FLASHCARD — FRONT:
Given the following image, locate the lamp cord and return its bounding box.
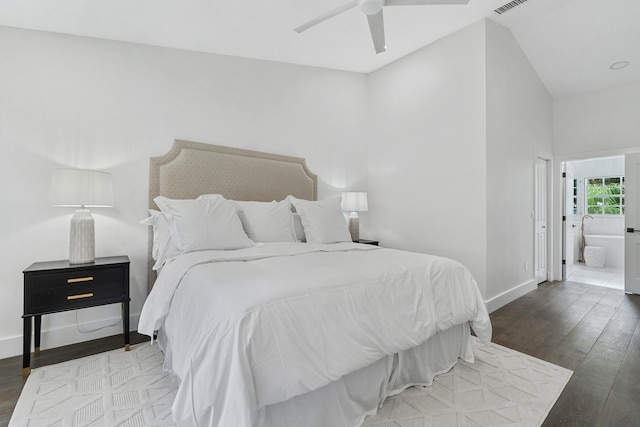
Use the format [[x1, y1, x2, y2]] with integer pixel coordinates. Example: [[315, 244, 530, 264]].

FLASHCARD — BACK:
[[75, 310, 121, 333]]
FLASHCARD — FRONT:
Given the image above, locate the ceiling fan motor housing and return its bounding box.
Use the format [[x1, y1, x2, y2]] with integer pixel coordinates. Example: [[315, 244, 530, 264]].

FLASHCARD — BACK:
[[359, 0, 384, 15]]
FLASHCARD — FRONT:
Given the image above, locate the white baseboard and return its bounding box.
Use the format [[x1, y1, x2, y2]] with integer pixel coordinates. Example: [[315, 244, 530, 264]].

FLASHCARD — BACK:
[[0, 313, 140, 360], [485, 279, 537, 313]]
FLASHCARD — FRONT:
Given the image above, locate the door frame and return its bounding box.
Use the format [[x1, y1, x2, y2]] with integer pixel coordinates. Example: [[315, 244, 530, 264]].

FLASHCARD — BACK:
[[554, 148, 632, 283], [535, 157, 550, 283], [561, 161, 567, 280], [625, 152, 640, 294]]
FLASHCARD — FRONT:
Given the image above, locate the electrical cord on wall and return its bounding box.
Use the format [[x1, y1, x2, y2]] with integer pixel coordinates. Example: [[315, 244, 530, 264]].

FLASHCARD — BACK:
[[75, 310, 120, 333]]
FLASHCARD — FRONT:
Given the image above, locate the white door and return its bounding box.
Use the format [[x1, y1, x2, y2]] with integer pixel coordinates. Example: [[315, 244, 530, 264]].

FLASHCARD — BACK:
[[624, 153, 640, 294], [535, 158, 548, 284]]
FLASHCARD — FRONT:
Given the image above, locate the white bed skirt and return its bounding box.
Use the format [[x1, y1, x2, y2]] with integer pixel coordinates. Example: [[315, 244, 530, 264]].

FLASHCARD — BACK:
[[255, 322, 473, 427]]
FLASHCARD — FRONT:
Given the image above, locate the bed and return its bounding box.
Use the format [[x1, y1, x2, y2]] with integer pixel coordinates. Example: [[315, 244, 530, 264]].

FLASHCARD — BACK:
[[138, 140, 491, 427]]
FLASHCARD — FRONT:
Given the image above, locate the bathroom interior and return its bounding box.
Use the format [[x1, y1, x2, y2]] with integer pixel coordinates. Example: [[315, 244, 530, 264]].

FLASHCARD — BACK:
[[564, 156, 625, 289]]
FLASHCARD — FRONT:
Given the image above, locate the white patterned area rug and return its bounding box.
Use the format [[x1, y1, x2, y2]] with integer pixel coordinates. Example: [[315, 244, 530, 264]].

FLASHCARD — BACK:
[[362, 339, 573, 427], [10, 339, 571, 427], [10, 343, 178, 427]]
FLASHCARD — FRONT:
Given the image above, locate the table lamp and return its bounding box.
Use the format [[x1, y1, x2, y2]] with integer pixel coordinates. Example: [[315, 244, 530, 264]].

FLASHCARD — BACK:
[[50, 169, 114, 264], [341, 191, 368, 242]]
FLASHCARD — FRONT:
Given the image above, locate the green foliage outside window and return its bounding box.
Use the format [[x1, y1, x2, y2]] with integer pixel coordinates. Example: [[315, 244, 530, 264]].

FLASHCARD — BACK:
[[586, 177, 624, 215]]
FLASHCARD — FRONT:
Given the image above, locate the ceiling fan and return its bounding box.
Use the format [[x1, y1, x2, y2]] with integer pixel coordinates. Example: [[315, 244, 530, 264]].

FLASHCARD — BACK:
[[294, 0, 470, 54]]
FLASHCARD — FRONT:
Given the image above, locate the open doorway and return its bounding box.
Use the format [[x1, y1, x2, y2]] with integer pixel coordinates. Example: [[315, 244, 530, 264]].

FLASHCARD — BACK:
[[563, 156, 624, 289]]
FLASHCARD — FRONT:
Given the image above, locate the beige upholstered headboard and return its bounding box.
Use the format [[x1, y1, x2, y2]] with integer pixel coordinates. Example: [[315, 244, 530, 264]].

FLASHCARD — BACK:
[[147, 139, 317, 289]]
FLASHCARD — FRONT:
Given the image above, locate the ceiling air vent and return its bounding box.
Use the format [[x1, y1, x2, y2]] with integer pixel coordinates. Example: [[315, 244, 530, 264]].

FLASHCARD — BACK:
[[494, 0, 529, 15]]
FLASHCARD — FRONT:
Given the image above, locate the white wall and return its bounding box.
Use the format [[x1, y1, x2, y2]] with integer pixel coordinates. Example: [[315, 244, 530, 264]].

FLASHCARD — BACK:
[[0, 26, 370, 358], [485, 20, 554, 310], [366, 20, 554, 309], [554, 80, 640, 157], [367, 22, 488, 297]]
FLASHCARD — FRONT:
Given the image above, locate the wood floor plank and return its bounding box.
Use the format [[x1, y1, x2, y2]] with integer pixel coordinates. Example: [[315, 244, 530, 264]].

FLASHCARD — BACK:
[[609, 318, 640, 395], [595, 313, 636, 351], [521, 330, 566, 361], [596, 390, 640, 427], [542, 371, 613, 427]]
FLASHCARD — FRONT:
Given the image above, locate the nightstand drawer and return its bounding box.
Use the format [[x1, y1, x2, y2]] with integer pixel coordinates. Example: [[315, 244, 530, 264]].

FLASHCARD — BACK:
[[29, 280, 125, 313], [29, 267, 123, 291], [25, 265, 126, 314]]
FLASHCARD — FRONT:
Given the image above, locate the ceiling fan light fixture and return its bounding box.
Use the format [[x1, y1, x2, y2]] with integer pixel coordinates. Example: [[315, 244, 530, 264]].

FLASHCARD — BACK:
[[359, 0, 384, 15]]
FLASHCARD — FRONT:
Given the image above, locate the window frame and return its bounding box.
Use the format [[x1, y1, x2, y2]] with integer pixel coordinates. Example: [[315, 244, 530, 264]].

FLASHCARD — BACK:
[[584, 175, 625, 216]]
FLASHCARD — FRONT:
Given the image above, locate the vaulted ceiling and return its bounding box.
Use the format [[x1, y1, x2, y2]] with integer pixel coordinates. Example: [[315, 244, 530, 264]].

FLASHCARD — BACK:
[[0, 0, 637, 97]]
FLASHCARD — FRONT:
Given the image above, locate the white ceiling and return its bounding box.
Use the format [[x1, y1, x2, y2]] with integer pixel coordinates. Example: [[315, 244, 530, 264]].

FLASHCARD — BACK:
[[0, 0, 637, 97]]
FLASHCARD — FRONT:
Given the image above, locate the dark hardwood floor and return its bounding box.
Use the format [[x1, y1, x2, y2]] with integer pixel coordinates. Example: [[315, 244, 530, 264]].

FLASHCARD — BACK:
[[491, 280, 640, 427], [1, 281, 639, 426]]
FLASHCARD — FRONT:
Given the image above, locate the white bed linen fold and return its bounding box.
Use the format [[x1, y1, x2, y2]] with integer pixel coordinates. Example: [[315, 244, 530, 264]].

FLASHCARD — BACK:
[[138, 242, 491, 427]]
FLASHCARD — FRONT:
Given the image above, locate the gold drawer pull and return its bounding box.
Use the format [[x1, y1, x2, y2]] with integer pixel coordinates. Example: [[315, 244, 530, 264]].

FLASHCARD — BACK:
[[67, 276, 93, 284], [67, 293, 94, 300]]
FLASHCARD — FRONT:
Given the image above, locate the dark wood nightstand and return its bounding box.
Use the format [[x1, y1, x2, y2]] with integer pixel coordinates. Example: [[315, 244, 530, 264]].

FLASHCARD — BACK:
[[355, 239, 379, 246], [22, 256, 130, 377]]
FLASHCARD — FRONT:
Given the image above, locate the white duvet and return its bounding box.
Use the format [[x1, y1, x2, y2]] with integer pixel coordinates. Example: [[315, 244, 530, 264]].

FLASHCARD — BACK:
[[138, 242, 491, 427]]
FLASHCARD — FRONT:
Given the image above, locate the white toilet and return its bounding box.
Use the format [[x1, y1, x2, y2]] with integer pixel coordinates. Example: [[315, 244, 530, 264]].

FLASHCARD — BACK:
[[584, 246, 606, 268]]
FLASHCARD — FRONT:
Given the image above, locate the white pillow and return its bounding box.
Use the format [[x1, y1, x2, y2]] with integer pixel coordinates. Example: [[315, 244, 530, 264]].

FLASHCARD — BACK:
[[288, 196, 352, 244], [196, 194, 225, 201], [235, 200, 297, 242], [140, 209, 181, 270], [155, 196, 254, 252]]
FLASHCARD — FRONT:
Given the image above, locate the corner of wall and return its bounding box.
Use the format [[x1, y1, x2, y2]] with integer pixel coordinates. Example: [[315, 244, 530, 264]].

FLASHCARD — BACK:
[[483, 14, 554, 310]]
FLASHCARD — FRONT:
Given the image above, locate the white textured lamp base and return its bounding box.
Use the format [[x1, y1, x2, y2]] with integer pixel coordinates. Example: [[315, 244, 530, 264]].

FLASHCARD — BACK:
[[348, 212, 360, 242], [69, 210, 95, 264]]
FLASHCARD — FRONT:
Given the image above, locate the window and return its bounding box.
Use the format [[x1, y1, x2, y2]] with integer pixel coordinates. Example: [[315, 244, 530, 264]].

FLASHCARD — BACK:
[[586, 176, 624, 215]]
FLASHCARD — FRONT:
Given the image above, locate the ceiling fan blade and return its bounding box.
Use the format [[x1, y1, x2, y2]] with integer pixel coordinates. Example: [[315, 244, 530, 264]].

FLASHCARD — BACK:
[[366, 10, 386, 54], [385, 0, 469, 5], [294, 0, 359, 33]]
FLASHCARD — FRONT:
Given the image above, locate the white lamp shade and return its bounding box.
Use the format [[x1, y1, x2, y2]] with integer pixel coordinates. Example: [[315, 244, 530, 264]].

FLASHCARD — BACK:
[[341, 191, 368, 212], [50, 169, 114, 207]]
